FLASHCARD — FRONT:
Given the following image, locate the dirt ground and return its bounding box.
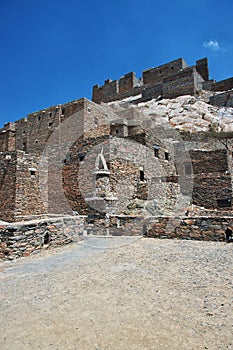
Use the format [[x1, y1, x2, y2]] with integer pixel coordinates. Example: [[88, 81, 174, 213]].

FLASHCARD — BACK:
[[0, 236, 232, 350]]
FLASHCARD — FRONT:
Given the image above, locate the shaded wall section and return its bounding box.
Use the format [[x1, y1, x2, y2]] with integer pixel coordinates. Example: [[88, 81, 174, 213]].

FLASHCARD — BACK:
[[0, 152, 17, 222]]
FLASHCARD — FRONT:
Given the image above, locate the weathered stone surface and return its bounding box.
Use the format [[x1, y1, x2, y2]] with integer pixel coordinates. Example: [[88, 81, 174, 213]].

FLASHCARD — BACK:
[[0, 216, 85, 260]]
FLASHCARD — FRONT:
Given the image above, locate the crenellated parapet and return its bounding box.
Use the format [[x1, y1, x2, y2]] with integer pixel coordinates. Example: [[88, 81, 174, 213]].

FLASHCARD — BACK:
[[92, 57, 233, 105], [92, 57, 212, 103]]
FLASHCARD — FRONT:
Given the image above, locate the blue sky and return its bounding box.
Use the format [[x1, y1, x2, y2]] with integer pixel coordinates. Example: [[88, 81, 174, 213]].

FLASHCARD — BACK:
[[0, 0, 232, 127]]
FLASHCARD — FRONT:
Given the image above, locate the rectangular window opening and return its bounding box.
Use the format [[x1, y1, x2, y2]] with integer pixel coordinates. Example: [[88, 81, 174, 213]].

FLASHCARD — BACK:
[[140, 170, 145, 181], [30, 169, 36, 177], [165, 152, 169, 161], [154, 145, 159, 158]]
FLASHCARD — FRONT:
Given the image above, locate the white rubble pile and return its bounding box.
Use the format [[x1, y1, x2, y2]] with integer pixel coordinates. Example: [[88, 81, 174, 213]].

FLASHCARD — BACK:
[[111, 95, 233, 133]]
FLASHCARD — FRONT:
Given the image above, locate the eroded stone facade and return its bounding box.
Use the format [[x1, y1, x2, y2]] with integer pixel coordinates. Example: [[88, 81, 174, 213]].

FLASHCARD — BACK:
[[0, 57, 233, 255]]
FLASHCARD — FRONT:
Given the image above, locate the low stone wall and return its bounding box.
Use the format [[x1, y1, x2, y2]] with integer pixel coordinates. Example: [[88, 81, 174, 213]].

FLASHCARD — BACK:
[[146, 216, 230, 241], [84, 215, 231, 241], [0, 216, 86, 260], [1, 215, 231, 260]]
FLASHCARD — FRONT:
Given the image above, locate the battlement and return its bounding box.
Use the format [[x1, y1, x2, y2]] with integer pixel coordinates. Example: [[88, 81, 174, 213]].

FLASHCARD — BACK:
[[92, 57, 211, 103]]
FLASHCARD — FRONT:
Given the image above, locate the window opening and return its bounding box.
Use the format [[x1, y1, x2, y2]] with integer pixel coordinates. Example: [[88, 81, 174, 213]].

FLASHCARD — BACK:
[[165, 152, 169, 161], [140, 170, 145, 181], [154, 145, 159, 158], [30, 170, 36, 177], [44, 232, 50, 244], [78, 153, 86, 162]]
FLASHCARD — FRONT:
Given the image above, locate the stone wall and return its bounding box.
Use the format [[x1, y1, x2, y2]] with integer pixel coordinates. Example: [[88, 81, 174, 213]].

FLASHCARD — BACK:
[[0, 216, 85, 260], [92, 57, 212, 104], [209, 91, 233, 107], [212, 77, 233, 92], [0, 123, 15, 152], [162, 67, 199, 99], [119, 72, 140, 94], [15, 151, 47, 220], [142, 58, 187, 86], [105, 215, 232, 241], [0, 152, 17, 222], [196, 58, 209, 81], [1, 214, 232, 261], [145, 216, 230, 241], [190, 149, 232, 209]]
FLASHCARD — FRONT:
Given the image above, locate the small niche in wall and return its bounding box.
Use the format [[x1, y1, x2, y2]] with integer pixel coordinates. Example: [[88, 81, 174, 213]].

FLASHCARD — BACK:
[[44, 232, 50, 244], [139, 167, 145, 181], [153, 145, 159, 158], [87, 107, 91, 113], [35, 139, 38, 144], [78, 153, 86, 162], [48, 122, 53, 127], [49, 112, 52, 117], [29, 168, 37, 177], [38, 115, 41, 121], [61, 108, 65, 116], [165, 152, 170, 161]]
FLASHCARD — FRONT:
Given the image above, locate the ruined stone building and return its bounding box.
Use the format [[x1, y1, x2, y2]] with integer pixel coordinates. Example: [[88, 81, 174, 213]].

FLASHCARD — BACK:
[[0, 57, 233, 223]]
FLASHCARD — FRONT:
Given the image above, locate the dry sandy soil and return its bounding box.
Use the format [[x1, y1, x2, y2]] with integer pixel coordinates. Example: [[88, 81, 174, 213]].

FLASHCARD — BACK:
[[0, 236, 232, 350]]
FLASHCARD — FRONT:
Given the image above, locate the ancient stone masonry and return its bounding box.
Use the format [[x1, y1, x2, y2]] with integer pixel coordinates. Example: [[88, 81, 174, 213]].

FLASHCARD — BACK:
[[0, 216, 85, 260], [0, 56, 233, 257], [92, 57, 233, 106]]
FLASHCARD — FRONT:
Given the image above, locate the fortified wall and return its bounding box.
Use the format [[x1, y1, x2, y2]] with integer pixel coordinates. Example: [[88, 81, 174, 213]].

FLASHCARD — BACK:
[[0, 57, 233, 258], [92, 57, 233, 105]]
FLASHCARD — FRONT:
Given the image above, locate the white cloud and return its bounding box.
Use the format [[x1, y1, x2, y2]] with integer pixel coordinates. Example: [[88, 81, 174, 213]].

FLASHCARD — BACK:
[[203, 40, 220, 52]]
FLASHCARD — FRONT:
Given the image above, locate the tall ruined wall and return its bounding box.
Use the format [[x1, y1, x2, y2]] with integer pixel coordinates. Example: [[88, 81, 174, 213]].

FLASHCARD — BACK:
[[162, 67, 199, 99], [0, 152, 17, 221], [62, 116, 178, 217], [14, 151, 46, 221], [15, 118, 28, 151], [211, 77, 233, 92], [0, 123, 15, 152], [26, 99, 86, 154], [190, 149, 232, 209], [119, 72, 140, 94], [142, 58, 187, 86], [92, 57, 210, 104], [196, 58, 209, 81]]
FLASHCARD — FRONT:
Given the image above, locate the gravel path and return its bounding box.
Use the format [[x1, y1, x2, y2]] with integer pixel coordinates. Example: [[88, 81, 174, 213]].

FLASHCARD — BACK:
[[0, 237, 232, 350]]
